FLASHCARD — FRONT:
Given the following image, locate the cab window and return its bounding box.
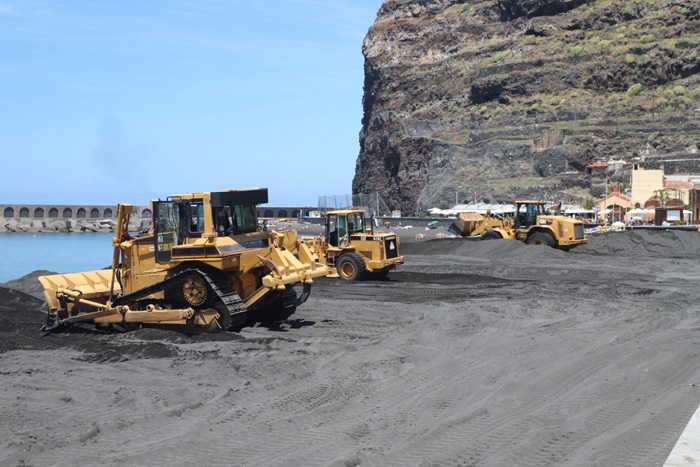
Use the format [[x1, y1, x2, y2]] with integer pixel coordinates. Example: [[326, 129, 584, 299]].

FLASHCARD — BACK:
[[155, 202, 182, 263], [327, 214, 348, 247], [347, 212, 365, 234], [327, 214, 338, 247], [189, 204, 204, 234], [232, 204, 258, 234]]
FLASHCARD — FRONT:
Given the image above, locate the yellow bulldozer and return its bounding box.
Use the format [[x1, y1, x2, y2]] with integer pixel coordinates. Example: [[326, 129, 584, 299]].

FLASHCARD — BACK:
[[38, 189, 328, 332], [449, 200, 587, 249], [300, 209, 403, 280]]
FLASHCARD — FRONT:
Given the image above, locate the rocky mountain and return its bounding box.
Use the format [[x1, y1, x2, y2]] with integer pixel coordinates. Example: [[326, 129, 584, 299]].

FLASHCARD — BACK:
[[353, 0, 700, 211]]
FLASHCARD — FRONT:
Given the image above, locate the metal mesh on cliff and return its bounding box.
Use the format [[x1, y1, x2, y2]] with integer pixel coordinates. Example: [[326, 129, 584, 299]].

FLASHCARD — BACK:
[[397, 104, 694, 147]]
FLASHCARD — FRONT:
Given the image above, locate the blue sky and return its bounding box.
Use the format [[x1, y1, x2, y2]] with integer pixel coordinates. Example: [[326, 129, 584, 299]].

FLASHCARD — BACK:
[[0, 0, 381, 207]]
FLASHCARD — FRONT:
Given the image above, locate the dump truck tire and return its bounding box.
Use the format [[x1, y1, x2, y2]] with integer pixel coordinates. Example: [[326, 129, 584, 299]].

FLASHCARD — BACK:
[[481, 230, 502, 241], [337, 253, 366, 281], [527, 232, 555, 247]]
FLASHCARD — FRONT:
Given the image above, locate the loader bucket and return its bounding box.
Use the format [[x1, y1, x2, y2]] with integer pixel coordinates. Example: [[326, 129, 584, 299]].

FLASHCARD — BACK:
[[448, 212, 484, 236]]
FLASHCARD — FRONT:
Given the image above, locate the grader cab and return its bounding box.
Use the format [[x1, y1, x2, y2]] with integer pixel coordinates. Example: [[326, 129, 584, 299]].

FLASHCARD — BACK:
[[301, 209, 403, 280], [38, 189, 328, 332]]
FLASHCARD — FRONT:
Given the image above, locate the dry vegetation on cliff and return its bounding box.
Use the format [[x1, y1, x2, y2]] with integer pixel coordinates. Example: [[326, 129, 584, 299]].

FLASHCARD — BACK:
[[354, 0, 700, 210]]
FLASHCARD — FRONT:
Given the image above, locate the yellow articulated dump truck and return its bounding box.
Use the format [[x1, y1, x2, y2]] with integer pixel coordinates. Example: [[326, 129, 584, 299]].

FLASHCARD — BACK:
[[38, 189, 328, 333], [449, 200, 587, 250], [299, 209, 403, 280]]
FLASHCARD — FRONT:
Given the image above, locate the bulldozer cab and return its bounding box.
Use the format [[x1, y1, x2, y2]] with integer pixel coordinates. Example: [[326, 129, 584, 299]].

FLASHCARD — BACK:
[[326, 210, 367, 249], [154, 201, 185, 263], [153, 189, 267, 263], [514, 201, 545, 230]]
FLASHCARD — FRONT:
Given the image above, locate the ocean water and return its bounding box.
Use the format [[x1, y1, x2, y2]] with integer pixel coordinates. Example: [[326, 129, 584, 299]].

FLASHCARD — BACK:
[[0, 232, 116, 282]]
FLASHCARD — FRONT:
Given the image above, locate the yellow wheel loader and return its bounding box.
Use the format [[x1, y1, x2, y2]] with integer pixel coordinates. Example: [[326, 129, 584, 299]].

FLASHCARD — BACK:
[[38, 189, 328, 333], [300, 209, 403, 280], [449, 200, 587, 250]]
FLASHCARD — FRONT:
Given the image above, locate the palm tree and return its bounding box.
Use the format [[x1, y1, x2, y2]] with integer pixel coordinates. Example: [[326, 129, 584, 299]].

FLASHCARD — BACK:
[[613, 182, 631, 195], [649, 190, 670, 207]]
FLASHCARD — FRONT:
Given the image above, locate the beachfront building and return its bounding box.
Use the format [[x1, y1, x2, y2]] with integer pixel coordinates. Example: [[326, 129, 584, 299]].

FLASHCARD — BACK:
[[631, 164, 665, 208], [596, 192, 631, 223], [662, 179, 695, 205], [690, 188, 700, 223]]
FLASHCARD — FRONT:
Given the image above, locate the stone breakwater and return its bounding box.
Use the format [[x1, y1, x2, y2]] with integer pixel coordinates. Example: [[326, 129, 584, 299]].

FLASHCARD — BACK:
[[1, 204, 152, 233], [0, 204, 319, 233]]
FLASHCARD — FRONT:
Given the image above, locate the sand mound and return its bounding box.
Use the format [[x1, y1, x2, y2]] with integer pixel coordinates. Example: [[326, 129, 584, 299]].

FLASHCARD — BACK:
[[0, 286, 45, 313], [401, 237, 568, 262], [574, 229, 700, 258], [403, 229, 700, 261], [2, 231, 700, 466], [0, 270, 55, 300]]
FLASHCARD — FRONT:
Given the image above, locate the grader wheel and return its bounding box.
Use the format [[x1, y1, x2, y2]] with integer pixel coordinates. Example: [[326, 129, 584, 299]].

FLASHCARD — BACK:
[[183, 274, 208, 306]]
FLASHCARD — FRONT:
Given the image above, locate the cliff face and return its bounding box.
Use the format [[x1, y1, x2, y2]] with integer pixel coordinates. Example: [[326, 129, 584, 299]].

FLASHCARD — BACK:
[[353, 0, 700, 210]]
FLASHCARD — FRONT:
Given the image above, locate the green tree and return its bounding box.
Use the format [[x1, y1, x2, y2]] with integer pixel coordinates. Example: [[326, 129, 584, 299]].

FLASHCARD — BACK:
[[613, 182, 631, 195], [649, 190, 670, 207], [627, 83, 643, 96]]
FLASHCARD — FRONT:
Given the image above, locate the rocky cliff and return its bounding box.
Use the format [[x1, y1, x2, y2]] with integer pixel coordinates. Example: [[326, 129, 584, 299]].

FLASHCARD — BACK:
[[353, 0, 700, 210]]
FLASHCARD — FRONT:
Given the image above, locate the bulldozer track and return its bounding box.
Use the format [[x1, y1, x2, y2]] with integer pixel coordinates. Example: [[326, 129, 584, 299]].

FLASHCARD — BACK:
[[113, 267, 247, 329]]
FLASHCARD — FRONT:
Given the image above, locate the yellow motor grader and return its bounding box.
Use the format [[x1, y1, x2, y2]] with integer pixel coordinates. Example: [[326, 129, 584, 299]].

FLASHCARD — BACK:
[[449, 200, 587, 250], [38, 189, 328, 332], [300, 209, 403, 280]]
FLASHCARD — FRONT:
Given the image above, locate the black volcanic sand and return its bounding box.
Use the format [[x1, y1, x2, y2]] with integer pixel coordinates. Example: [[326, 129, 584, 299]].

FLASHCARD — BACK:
[[2, 230, 700, 466]]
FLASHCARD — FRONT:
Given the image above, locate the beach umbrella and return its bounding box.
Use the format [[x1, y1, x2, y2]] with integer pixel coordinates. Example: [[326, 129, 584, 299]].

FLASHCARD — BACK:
[[628, 208, 654, 216]]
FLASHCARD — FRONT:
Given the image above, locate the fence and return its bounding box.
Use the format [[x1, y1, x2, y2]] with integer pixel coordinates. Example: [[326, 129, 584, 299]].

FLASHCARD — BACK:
[[318, 192, 393, 217]]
